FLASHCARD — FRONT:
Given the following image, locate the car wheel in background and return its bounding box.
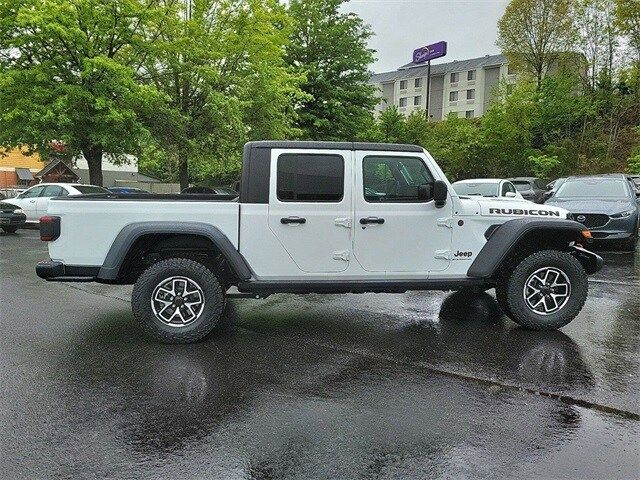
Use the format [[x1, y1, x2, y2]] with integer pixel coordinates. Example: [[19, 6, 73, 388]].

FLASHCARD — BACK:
[[1, 226, 18, 234], [132, 257, 226, 344]]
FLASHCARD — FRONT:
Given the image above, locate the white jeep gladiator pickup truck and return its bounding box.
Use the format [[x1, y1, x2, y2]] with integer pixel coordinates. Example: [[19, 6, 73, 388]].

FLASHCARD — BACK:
[[36, 141, 603, 343]]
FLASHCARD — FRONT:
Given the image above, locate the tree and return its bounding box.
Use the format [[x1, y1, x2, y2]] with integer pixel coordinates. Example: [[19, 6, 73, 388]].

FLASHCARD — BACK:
[[0, 0, 171, 185], [141, 0, 302, 189], [614, 0, 640, 63], [286, 0, 377, 141], [377, 107, 405, 143], [574, 0, 620, 90], [497, 0, 576, 88]]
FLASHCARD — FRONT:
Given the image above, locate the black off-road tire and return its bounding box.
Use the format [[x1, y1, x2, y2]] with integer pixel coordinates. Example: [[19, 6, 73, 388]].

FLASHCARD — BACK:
[[494, 285, 513, 319], [501, 250, 588, 330], [132, 258, 225, 343], [2, 226, 18, 233]]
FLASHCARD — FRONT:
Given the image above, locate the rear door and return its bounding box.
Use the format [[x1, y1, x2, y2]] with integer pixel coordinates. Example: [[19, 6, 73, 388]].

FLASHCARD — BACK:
[[267, 149, 352, 273], [353, 151, 452, 273]]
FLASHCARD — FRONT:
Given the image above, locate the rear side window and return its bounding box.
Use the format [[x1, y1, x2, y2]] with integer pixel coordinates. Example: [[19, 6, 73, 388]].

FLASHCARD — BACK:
[[42, 185, 68, 197], [277, 154, 344, 202], [20, 186, 46, 198], [363, 156, 434, 202]]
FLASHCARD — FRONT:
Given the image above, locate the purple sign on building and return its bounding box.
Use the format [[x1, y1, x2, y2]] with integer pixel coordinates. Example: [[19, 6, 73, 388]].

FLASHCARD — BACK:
[[412, 41, 447, 64]]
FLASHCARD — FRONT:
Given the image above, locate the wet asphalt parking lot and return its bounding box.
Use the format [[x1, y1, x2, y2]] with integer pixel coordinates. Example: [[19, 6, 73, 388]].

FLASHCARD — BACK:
[[1, 230, 639, 479]]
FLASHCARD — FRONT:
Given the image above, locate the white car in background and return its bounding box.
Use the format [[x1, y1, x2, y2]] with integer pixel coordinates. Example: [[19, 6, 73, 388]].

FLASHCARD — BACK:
[[452, 179, 526, 201], [7, 183, 109, 223]]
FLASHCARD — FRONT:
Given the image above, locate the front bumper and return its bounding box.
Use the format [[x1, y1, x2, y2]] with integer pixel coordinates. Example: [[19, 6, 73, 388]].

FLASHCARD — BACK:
[[36, 261, 99, 282], [0, 212, 26, 226], [585, 215, 638, 241]]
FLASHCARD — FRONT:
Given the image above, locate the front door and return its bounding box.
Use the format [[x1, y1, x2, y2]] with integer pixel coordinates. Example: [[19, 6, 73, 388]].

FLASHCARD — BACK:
[[15, 185, 46, 221], [268, 149, 352, 273], [353, 151, 452, 273]]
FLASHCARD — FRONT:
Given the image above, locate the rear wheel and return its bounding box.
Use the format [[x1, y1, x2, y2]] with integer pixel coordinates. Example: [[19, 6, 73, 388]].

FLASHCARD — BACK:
[[132, 257, 225, 343], [496, 250, 587, 330]]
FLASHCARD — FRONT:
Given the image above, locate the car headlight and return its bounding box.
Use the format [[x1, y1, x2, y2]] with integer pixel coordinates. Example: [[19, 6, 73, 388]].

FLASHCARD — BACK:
[[14, 208, 23, 214], [610, 210, 635, 218]]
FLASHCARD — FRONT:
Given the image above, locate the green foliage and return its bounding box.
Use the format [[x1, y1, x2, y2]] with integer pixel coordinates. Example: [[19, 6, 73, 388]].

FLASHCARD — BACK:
[[497, 0, 576, 86], [139, 0, 303, 188], [628, 152, 640, 174], [369, 73, 639, 181], [0, 0, 171, 185], [286, 0, 377, 141], [529, 154, 561, 178]]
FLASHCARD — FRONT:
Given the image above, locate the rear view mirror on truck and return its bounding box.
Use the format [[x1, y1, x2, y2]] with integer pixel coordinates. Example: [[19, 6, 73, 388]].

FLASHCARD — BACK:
[[434, 180, 448, 207]]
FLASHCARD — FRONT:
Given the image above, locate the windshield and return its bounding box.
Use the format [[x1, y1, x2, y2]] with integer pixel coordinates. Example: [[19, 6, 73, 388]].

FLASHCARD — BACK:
[[73, 185, 110, 194], [555, 179, 629, 198], [452, 182, 498, 197], [512, 181, 531, 192]]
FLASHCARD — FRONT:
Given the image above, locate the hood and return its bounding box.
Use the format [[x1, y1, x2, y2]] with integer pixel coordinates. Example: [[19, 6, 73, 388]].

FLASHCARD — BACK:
[[545, 198, 635, 215]]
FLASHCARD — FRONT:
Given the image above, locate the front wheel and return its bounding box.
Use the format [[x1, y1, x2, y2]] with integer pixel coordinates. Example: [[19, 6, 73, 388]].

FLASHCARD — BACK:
[[496, 250, 588, 330], [132, 258, 226, 343]]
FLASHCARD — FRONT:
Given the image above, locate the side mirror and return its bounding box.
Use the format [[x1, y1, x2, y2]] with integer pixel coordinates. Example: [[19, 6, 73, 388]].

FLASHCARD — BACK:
[[505, 191, 517, 198], [433, 180, 448, 208]]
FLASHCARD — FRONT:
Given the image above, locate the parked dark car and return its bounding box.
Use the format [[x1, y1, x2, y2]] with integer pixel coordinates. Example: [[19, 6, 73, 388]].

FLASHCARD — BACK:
[[0, 202, 27, 233], [542, 177, 567, 201], [545, 175, 640, 251], [107, 187, 150, 194], [181, 186, 238, 196], [508, 177, 548, 203]]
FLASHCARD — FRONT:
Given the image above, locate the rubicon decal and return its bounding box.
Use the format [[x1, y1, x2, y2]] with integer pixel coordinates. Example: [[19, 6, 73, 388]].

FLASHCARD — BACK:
[[489, 208, 561, 217]]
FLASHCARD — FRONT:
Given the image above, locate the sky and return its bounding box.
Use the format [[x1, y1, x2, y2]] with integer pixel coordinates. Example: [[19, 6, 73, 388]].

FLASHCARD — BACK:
[[344, 0, 510, 73]]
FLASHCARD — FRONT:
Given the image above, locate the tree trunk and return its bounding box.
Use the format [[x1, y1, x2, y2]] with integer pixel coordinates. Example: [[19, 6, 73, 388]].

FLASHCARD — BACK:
[[179, 153, 189, 190], [82, 145, 104, 186]]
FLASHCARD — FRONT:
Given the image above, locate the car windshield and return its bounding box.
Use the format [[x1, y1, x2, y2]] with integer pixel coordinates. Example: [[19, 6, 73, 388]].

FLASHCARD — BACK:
[[512, 182, 531, 191], [555, 179, 629, 198], [73, 185, 110, 194], [452, 182, 498, 197]]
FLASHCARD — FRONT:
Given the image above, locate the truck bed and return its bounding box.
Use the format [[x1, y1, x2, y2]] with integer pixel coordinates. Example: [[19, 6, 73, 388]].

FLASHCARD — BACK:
[[46, 195, 240, 267]]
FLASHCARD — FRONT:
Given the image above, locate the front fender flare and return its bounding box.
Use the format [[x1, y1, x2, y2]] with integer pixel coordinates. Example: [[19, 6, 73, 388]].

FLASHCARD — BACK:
[[467, 218, 587, 279], [97, 222, 252, 281]]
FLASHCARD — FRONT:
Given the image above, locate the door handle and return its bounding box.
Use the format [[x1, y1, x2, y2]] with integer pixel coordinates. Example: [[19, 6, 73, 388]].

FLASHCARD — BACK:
[[281, 216, 306, 224], [360, 217, 385, 225], [29, 200, 36, 203]]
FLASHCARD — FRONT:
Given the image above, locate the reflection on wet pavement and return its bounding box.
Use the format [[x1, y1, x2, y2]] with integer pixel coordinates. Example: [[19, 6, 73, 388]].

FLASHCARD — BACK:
[[1, 231, 638, 479]]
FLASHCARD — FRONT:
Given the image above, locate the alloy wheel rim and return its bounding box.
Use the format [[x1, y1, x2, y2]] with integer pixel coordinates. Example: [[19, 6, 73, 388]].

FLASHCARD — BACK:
[[151, 276, 205, 326], [523, 267, 571, 315]]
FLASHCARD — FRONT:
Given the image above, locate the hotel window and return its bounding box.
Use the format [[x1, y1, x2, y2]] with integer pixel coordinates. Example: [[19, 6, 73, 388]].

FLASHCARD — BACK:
[[465, 110, 474, 119], [467, 70, 476, 81], [399, 80, 407, 90], [450, 72, 459, 83], [414, 96, 422, 106], [399, 97, 408, 107], [467, 89, 475, 100], [414, 78, 422, 88], [449, 91, 458, 102]]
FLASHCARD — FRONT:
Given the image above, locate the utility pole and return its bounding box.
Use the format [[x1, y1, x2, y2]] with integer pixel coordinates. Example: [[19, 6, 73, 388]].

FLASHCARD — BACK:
[[425, 60, 431, 121]]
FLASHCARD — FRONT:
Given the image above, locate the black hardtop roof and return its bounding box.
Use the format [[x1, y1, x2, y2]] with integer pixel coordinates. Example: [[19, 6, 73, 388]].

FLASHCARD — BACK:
[[245, 141, 423, 153]]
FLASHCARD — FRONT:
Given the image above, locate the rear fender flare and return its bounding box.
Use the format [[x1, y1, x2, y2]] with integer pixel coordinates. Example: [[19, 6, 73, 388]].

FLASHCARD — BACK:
[[97, 222, 252, 281]]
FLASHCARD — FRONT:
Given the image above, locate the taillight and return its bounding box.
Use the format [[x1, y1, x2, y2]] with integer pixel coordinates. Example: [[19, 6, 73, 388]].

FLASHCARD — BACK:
[[40, 216, 61, 241]]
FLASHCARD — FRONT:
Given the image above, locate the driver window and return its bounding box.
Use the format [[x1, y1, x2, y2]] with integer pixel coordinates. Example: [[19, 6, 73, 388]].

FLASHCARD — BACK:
[[363, 156, 434, 202], [20, 186, 45, 198], [501, 182, 516, 196]]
